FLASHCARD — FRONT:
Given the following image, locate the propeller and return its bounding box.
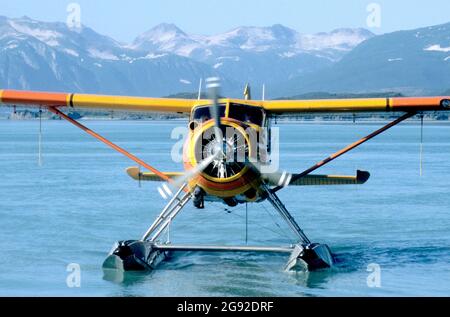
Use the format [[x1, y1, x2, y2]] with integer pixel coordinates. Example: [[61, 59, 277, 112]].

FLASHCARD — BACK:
[[157, 77, 226, 199], [167, 150, 222, 192], [206, 77, 224, 149], [247, 160, 293, 189], [205, 78, 292, 189]]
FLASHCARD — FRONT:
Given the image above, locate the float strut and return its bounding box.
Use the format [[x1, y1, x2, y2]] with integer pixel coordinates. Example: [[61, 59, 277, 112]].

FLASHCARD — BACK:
[[265, 186, 311, 244]]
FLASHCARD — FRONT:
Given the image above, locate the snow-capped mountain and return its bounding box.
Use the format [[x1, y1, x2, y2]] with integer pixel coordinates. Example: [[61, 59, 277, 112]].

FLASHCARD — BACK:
[[131, 23, 198, 56], [132, 23, 373, 61], [0, 16, 375, 98], [129, 23, 374, 91], [0, 16, 238, 96], [274, 22, 450, 97], [1, 16, 126, 60]]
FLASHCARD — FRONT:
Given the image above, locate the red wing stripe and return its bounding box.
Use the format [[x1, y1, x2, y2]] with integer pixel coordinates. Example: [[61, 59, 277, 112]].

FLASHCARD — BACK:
[[391, 97, 444, 109], [0, 90, 69, 107]]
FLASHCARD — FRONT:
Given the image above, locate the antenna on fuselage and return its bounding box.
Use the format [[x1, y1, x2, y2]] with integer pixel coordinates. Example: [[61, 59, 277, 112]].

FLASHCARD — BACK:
[[198, 78, 203, 100], [262, 84, 266, 101], [244, 83, 251, 100]]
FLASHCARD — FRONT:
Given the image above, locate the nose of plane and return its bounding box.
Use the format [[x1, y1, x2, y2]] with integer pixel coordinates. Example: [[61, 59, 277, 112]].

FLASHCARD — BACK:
[[192, 120, 251, 180]]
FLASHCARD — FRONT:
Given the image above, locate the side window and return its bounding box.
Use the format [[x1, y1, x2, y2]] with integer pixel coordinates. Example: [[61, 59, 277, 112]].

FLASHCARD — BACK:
[[228, 104, 264, 126]]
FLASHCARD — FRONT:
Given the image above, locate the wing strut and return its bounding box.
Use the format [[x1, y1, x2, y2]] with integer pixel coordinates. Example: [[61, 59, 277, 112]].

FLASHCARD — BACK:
[[272, 112, 416, 193], [47, 107, 178, 186]]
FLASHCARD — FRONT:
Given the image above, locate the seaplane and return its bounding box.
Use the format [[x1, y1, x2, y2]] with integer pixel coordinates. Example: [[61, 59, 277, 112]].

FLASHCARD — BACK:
[[1, 78, 449, 272]]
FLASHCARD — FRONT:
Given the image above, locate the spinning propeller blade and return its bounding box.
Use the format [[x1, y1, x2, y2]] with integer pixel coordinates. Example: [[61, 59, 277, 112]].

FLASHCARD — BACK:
[[170, 150, 221, 190], [206, 77, 222, 132], [157, 79, 226, 199], [156, 151, 221, 200], [248, 161, 293, 188]]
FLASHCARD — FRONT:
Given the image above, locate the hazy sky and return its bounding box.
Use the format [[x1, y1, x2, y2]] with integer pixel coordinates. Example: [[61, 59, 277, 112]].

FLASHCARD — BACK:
[[1, 0, 450, 43]]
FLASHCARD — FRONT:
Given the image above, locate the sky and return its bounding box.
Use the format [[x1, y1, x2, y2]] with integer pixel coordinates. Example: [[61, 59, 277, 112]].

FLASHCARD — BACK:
[[1, 0, 450, 43]]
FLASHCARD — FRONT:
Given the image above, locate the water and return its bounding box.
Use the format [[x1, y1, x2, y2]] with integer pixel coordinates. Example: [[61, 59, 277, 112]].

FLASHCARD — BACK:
[[1, 120, 450, 296]]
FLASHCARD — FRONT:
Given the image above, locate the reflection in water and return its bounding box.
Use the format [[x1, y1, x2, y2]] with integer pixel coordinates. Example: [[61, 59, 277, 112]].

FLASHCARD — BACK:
[[287, 269, 334, 290], [103, 268, 151, 286], [102, 250, 336, 295], [102, 243, 449, 294]]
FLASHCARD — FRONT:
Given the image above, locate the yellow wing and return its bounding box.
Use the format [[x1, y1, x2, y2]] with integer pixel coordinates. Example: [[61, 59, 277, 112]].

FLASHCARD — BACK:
[[263, 170, 370, 186], [2, 89, 449, 115], [262, 97, 450, 114], [126, 167, 183, 181], [0, 89, 207, 113]]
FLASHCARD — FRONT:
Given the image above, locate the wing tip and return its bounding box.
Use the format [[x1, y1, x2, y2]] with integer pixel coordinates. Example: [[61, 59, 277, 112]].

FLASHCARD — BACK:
[[356, 170, 370, 184], [126, 166, 140, 180]]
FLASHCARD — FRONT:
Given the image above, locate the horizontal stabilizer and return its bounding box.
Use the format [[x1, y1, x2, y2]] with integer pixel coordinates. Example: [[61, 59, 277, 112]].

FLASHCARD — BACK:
[[126, 167, 183, 182], [263, 170, 370, 186]]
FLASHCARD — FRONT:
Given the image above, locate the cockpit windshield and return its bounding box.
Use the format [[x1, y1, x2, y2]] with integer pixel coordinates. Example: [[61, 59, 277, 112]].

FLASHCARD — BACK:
[[228, 103, 264, 126], [192, 105, 226, 123]]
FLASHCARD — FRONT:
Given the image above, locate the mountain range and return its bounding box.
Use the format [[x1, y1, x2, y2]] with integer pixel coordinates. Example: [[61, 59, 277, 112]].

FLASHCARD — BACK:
[[275, 23, 450, 97], [0, 16, 449, 98]]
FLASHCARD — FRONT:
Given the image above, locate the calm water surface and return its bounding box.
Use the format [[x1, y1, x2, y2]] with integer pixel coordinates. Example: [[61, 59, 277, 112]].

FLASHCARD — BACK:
[[1, 120, 450, 296]]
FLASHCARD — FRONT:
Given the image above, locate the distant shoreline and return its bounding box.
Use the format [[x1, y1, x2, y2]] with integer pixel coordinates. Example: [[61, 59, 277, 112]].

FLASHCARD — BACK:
[[2, 118, 450, 125]]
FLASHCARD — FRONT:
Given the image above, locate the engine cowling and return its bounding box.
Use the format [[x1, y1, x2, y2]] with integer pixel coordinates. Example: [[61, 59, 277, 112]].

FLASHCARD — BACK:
[[184, 118, 261, 199]]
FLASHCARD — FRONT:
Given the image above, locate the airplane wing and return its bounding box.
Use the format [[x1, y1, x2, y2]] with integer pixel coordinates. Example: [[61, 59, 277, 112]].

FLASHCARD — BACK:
[[0, 89, 207, 113], [262, 97, 450, 114], [262, 170, 370, 187], [2, 89, 450, 114], [127, 166, 370, 186], [126, 167, 183, 181]]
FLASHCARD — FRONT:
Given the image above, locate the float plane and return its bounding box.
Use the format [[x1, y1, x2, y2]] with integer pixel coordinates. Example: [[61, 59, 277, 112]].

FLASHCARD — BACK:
[[1, 78, 449, 271]]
